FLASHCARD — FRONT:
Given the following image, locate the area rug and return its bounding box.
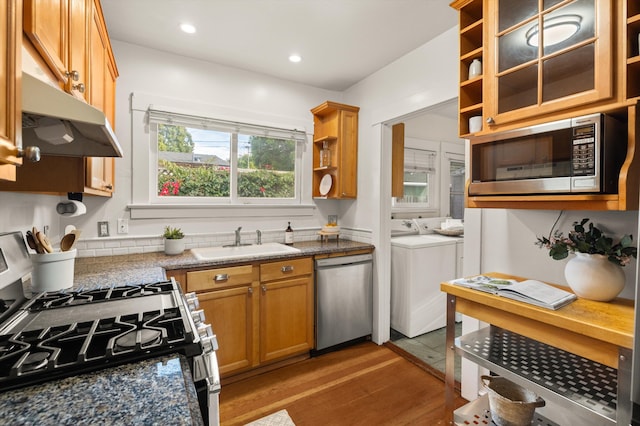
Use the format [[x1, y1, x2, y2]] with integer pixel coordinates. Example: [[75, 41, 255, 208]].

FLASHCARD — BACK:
[[245, 409, 296, 426]]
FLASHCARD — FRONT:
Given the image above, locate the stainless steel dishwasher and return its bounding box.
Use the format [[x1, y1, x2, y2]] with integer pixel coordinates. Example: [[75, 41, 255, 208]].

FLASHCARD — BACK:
[[315, 253, 373, 351]]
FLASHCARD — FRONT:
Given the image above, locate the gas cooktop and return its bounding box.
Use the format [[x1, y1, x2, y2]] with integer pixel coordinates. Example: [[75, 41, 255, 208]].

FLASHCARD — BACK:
[[0, 280, 200, 392]]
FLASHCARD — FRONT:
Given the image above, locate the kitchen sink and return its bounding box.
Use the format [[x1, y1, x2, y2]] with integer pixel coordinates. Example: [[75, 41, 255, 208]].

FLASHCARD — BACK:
[[191, 242, 301, 261]]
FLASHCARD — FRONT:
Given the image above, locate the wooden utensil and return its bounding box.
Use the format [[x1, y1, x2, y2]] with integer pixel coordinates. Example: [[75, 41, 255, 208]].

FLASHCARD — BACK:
[[36, 231, 53, 253], [60, 232, 77, 252], [25, 231, 41, 253]]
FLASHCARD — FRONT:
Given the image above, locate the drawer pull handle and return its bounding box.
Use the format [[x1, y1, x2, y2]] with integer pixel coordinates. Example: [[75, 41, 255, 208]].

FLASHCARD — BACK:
[[248, 287, 253, 295], [281, 265, 294, 273], [214, 274, 229, 282], [261, 285, 267, 293]]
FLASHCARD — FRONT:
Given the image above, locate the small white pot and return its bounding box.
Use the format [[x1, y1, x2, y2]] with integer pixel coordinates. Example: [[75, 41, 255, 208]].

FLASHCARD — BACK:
[[564, 253, 625, 302], [164, 238, 185, 256]]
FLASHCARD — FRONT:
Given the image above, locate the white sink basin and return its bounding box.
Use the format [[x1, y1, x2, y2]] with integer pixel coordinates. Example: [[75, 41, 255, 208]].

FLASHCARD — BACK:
[[191, 242, 301, 261]]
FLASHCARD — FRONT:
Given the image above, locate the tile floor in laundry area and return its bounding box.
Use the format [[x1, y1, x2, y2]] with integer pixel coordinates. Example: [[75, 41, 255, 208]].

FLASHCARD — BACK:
[[390, 322, 462, 382]]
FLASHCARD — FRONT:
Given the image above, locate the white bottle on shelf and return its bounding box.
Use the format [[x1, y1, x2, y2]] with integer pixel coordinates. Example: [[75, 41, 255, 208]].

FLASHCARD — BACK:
[[469, 59, 482, 79]]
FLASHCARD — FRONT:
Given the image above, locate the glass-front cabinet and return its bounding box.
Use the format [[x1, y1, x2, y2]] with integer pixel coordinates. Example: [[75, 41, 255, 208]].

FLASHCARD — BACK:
[[485, 0, 613, 129]]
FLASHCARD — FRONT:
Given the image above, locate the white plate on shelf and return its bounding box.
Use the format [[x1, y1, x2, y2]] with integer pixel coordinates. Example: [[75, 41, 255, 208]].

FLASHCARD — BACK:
[[319, 174, 332, 196]]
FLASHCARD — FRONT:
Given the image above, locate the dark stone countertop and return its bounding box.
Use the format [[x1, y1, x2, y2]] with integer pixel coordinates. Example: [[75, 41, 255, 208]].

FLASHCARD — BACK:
[[7, 239, 373, 425], [0, 354, 204, 426], [73, 239, 375, 288]]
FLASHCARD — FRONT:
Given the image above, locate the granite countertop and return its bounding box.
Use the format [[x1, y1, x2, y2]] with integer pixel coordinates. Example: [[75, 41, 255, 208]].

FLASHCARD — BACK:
[[73, 239, 374, 288], [7, 239, 373, 425], [0, 354, 203, 426]]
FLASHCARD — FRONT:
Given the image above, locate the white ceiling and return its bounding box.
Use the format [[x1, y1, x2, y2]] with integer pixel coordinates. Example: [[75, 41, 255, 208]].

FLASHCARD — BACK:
[[100, 0, 457, 91]]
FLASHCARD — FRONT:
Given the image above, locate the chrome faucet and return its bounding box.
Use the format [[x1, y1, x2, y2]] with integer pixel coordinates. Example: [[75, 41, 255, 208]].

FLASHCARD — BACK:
[[256, 229, 262, 245], [235, 226, 242, 246]]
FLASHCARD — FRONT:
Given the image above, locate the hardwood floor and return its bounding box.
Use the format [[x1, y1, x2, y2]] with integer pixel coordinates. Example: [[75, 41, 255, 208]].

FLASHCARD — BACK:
[[219, 342, 467, 425]]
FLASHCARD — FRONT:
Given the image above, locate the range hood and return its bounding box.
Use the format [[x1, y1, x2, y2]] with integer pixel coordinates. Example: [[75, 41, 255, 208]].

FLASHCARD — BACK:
[[21, 72, 123, 158]]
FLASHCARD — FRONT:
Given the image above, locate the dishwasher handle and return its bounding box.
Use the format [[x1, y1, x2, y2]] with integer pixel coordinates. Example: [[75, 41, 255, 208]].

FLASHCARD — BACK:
[[315, 253, 373, 269]]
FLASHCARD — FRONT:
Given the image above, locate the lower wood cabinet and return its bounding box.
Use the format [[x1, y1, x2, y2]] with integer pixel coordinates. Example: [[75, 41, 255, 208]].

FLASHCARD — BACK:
[[170, 256, 314, 377], [259, 257, 314, 364]]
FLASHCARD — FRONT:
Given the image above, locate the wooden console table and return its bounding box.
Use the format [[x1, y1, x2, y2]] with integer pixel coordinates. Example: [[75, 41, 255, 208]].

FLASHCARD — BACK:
[[441, 272, 634, 425]]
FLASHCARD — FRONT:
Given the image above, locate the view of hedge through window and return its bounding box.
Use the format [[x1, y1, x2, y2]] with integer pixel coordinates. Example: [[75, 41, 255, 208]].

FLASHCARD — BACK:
[[157, 124, 296, 198]]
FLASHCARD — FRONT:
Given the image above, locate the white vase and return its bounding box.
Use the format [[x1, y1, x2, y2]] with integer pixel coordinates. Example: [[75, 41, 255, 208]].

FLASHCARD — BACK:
[[564, 253, 625, 302], [164, 238, 185, 255], [468, 59, 482, 79]]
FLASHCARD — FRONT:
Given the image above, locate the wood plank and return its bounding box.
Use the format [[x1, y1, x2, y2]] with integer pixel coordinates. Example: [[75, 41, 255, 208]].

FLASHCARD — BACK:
[[220, 342, 467, 425], [391, 123, 404, 198]]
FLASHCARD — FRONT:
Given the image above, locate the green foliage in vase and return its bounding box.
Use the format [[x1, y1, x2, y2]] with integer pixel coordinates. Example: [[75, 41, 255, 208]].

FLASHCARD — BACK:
[[536, 218, 637, 266]]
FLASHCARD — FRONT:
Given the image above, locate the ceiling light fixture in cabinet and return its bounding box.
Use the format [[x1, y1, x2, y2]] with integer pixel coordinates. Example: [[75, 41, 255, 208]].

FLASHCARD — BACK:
[[526, 14, 582, 47]]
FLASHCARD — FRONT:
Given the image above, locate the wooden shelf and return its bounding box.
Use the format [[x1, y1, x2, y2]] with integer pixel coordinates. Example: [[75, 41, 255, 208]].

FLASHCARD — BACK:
[[313, 135, 337, 144], [311, 101, 359, 199]]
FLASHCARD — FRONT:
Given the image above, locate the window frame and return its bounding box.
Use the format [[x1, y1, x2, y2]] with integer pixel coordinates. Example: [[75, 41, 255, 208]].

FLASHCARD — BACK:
[[149, 122, 302, 205], [128, 92, 315, 219], [392, 145, 440, 213]]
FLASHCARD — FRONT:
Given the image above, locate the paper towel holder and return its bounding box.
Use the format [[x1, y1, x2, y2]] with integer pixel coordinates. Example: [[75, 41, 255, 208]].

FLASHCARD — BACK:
[[56, 192, 87, 217]]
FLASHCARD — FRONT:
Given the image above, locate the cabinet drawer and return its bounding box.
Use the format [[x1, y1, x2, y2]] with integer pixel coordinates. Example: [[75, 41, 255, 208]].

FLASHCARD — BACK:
[[187, 265, 254, 292], [260, 257, 312, 282]]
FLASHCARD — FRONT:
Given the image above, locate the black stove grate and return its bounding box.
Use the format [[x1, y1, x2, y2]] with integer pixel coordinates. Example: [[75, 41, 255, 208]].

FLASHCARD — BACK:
[[0, 281, 202, 393], [27, 281, 177, 311]]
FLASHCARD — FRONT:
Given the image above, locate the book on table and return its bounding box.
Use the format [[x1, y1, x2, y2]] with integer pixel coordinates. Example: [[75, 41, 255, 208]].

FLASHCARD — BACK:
[[449, 275, 577, 310]]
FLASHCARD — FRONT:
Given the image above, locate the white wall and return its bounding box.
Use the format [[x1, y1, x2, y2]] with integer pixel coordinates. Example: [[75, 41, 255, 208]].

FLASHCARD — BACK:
[[64, 41, 348, 241], [341, 27, 460, 344], [475, 209, 638, 299]]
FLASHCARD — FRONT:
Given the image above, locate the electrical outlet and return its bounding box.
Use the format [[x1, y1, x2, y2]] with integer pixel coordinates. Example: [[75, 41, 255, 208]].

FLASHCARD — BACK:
[[43, 225, 49, 236], [117, 219, 129, 234], [98, 221, 109, 237]]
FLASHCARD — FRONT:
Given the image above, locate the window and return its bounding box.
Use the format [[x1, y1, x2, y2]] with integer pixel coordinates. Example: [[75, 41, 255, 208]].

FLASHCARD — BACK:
[[393, 148, 437, 209], [148, 109, 305, 205]]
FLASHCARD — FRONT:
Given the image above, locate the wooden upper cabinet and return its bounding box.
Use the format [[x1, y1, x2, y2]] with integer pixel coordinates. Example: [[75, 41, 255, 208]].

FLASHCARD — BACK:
[[452, 0, 619, 136], [391, 123, 404, 198], [85, 0, 115, 194], [484, 0, 614, 131], [1, 0, 118, 194], [24, 0, 88, 100], [0, 0, 22, 181], [311, 101, 360, 199]]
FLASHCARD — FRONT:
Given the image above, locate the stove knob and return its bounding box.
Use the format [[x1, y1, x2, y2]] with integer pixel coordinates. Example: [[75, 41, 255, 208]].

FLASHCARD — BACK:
[[184, 292, 200, 311], [200, 334, 219, 352], [191, 309, 206, 325], [197, 323, 213, 339]]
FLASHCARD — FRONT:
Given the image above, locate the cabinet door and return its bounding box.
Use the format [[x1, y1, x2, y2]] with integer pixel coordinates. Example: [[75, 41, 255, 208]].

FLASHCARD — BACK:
[[259, 275, 314, 363], [0, 0, 21, 180], [85, 0, 113, 194], [485, 0, 613, 128], [337, 109, 358, 198], [67, 0, 87, 100], [23, 0, 68, 84], [198, 286, 255, 376]]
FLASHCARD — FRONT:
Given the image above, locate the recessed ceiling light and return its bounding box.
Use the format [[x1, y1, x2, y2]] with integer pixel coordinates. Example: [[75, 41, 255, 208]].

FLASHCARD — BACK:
[[180, 23, 196, 34], [289, 54, 302, 63]]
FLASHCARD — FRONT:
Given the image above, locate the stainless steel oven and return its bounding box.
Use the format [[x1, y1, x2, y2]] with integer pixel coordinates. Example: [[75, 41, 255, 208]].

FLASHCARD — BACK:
[[469, 113, 626, 196], [0, 231, 220, 425]]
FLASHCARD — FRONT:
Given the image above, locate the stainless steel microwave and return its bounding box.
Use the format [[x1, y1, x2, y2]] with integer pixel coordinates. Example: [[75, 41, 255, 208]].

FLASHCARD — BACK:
[[469, 113, 626, 196]]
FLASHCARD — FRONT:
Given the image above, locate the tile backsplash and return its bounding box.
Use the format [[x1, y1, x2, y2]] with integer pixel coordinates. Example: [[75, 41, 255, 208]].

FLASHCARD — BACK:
[[73, 227, 371, 258]]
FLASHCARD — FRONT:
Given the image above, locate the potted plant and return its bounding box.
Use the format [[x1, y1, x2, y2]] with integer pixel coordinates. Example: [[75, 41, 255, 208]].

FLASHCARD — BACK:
[[536, 218, 637, 301], [163, 226, 185, 255]]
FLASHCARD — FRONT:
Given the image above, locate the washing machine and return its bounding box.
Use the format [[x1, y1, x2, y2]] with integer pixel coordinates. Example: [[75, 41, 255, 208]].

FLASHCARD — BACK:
[[390, 218, 463, 338]]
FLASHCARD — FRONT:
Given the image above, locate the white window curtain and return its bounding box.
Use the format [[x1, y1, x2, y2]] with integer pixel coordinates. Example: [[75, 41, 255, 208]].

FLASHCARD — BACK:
[[404, 148, 437, 174], [146, 108, 307, 143]]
